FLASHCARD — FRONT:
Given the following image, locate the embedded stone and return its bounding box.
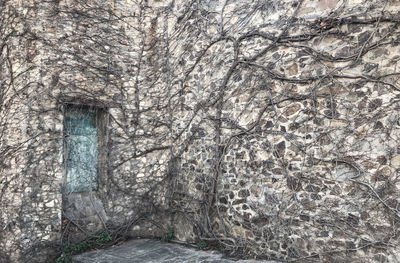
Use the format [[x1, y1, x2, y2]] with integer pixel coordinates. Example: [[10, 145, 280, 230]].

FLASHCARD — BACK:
[[283, 104, 301, 117], [275, 141, 286, 157], [232, 199, 246, 205], [378, 167, 392, 177], [358, 31, 371, 44], [218, 206, 228, 213], [363, 62, 377, 73], [301, 199, 316, 210], [265, 121, 274, 128], [219, 197, 228, 204], [287, 63, 298, 76], [368, 99, 382, 112], [349, 0, 363, 4], [371, 48, 389, 60], [45, 200, 55, 208], [329, 119, 347, 128], [373, 254, 388, 262], [373, 121, 384, 129], [299, 214, 310, 221], [250, 185, 262, 197], [238, 189, 250, 198], [377, 155, 387, 165], [298, 7, 315, 16], [336, 165, 356, 182], [319, 0, 338, 10], [362, 160, 375, 170], [286, 176, 302, 191], [336, 46, 353, 57], [391, 155, 400, 168], [346, 213, 359, 226]]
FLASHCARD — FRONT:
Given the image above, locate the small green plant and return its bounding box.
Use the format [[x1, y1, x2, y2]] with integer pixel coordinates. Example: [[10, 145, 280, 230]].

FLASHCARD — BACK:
[[197, 240, 207, 250], [55, 231, 112, 263], [161, 226, 175, 242], [94, 231, 112, 245]]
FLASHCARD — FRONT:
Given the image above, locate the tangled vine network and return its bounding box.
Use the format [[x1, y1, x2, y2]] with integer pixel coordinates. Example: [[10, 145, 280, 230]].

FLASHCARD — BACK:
[[2, 0, 400, 262]]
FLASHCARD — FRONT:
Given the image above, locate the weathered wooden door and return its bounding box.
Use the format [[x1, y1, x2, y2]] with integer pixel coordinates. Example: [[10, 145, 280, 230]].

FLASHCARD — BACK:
[[64, 106, 98, 193]]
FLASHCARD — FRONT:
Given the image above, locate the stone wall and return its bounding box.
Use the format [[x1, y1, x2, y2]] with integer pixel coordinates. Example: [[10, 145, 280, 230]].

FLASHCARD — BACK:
[[1, 0, 400, 262]]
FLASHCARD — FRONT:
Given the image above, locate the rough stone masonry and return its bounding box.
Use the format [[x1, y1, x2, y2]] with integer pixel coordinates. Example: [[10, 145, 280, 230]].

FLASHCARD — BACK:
[[1, 0, 400, 262]]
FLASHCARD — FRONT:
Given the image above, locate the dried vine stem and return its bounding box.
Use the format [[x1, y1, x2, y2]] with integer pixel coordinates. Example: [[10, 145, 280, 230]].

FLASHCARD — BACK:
[[1, 0, 400, 262]]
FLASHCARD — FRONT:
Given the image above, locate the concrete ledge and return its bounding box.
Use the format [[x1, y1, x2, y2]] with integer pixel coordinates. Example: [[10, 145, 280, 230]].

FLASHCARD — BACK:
[[72, 239, 277, 263]]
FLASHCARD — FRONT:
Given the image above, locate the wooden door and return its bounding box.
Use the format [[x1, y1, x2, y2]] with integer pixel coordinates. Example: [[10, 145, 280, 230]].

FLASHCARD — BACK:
[[64, 106, 98, 193]]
